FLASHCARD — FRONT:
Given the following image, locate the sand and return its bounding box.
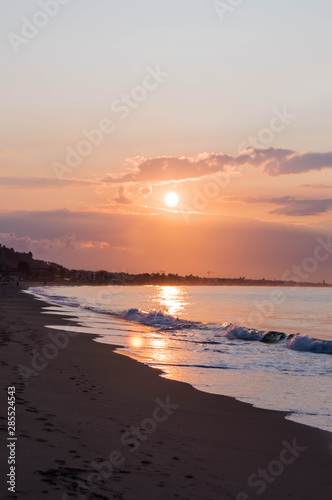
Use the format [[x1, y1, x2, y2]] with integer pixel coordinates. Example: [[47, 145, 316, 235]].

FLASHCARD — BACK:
[[0, 284, 331, 500]]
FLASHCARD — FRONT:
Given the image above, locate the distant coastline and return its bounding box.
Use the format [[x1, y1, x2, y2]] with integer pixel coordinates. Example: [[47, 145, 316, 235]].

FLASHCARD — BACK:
[[1, 244, 330, 287], [4, 279, 332, 289]]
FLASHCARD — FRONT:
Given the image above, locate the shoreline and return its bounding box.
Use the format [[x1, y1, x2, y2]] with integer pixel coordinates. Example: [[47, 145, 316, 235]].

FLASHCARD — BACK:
[[25, 282, 332, 434], [7, 280, 332, 288], [1, 284, 331, 499]]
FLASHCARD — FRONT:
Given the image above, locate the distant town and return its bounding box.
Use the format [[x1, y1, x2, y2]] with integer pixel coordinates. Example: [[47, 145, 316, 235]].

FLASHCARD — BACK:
[[0, 244, 330, 287]]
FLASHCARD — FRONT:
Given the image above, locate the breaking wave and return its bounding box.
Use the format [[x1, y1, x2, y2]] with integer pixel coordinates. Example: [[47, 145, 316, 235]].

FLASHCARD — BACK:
[[287, 335, 332, 354], [119, 312, 332, 355], [26, 288, 332, 356], [120, 308, 200, 330], [217, 322, 264, 341]]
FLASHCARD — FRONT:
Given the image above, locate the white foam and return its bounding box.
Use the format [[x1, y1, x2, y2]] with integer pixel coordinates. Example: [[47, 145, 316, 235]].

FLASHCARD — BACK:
[[120, 308, 198, 330], [287, 334, 332, 354], [219, 322, 264, 341]]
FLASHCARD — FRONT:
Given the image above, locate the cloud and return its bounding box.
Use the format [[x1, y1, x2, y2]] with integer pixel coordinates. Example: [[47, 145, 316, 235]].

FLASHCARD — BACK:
[[0, 177, 99, 189], [269, 198, 332, 216], [0, 232, 111, 255], [100, 148, 332, 185], [246, 196, 332, 216], [251, 148, 332, 176], [299, 183, 332, 190], [139, 185, 152, 197], [101, 153, 247, 184], [2, 148, 332, 192], [112, 185, 132, 204]]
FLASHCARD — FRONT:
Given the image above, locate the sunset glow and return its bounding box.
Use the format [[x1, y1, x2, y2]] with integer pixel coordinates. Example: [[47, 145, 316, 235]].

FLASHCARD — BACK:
[[0, 2, 331, 282], [1, 4, 332, 499]]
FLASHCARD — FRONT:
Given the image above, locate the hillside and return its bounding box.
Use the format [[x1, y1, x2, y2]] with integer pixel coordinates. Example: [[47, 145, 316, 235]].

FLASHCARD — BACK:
[[0, 244, 54, 271]]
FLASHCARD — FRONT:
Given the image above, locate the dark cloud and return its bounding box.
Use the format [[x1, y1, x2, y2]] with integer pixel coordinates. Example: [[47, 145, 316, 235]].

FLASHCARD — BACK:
[[101, 153, 248, 184], [2, 148, 331, 192], [100, 148, 332, 185], [246, 196, 332, 216], [251, 148, 332, 176], [299, 183, 332, 190], [0, 232, 111, 254], [112, 186, 132, 204], [268, 198, 332, 216], [0, 177, 98, 189]]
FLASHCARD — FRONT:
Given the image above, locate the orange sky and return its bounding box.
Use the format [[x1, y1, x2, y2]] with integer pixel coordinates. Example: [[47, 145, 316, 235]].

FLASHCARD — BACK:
[[1, 1, 332, 280]]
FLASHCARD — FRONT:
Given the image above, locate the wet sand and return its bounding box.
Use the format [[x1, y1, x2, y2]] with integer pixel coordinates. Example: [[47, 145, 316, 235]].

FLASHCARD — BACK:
[[0, 284, 331, 499]]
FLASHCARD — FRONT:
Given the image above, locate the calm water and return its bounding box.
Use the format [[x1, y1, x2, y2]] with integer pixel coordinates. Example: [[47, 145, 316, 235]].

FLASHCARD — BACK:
[[26, 285, 332, 433]]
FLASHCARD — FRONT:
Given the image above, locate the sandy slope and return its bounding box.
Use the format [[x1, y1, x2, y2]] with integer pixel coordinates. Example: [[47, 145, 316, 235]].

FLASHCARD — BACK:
[[0, 284, 331, 499]]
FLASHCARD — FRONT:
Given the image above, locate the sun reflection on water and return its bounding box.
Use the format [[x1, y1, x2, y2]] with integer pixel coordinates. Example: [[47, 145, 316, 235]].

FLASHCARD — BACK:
[[154, 286, 187, 316], [128, 335, 144, 349], [126, 286, 188, 374]]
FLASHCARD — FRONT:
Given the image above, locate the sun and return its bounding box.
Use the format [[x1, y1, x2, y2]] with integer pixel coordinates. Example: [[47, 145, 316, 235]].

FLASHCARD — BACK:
[[165, 192, 179, 207]]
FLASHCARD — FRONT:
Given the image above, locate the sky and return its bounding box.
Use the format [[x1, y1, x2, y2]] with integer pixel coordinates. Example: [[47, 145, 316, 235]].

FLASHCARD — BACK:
[[1, 0, 332, 280]]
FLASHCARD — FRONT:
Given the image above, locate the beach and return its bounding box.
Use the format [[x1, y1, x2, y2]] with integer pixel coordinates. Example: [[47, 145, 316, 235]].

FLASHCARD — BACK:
[[1, 284, 331, 500]]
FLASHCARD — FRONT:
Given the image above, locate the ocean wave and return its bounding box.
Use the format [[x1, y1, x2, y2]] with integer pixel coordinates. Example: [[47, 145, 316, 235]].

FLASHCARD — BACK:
[[214, 323, 332, 355], [27, 289, 332, 356], [106, 310, 332, 354], [216, 322, 264, 341], [120, 308, 200, 330], [149, 363, 230, 370], [287, 335, 332, 354]]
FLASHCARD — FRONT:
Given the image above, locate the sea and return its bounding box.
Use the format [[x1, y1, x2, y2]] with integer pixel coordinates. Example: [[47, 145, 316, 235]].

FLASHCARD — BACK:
[[26, 285, 332, 433]]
